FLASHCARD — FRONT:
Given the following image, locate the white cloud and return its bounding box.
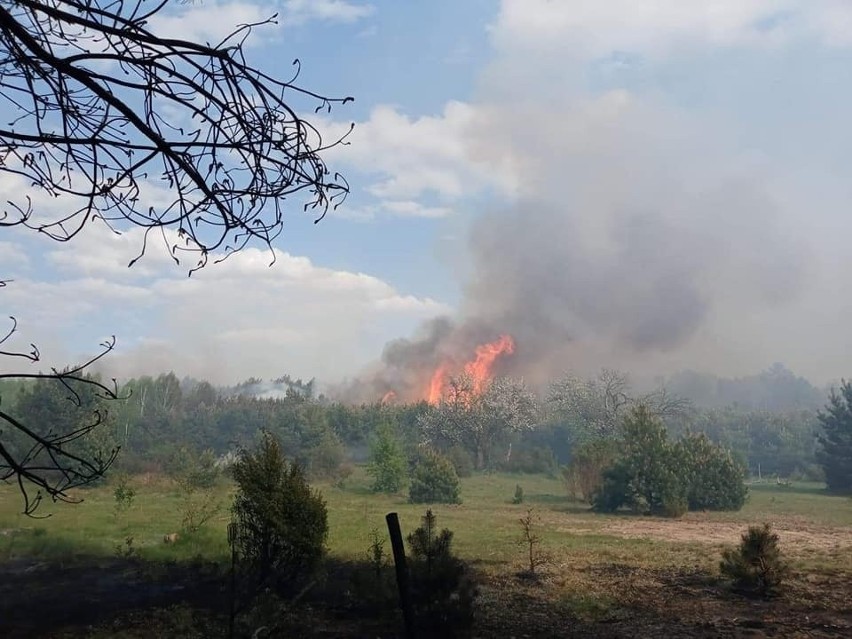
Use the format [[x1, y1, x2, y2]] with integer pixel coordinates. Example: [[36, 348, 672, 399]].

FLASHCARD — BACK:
[[148, 1, 279, 44], [320, 101, 509, 202], [147, 0, 372, 44], [382, 201, 453, 218], [2, 226, 450, 384], [283, 0, 373, 25], [490, 0, 852, 59]]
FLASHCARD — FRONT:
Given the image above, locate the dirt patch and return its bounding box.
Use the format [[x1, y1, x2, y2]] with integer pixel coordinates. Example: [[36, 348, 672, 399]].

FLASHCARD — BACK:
[[597, 516, 852, 552]]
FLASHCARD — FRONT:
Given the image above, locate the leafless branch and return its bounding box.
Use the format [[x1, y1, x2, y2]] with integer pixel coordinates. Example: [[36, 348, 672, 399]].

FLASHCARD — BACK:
[[0, 0, 353, 274]]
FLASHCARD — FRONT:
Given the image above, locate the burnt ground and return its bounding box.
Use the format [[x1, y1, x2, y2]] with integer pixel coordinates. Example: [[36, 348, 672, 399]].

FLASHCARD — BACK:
[[2, 556, 852, 638]]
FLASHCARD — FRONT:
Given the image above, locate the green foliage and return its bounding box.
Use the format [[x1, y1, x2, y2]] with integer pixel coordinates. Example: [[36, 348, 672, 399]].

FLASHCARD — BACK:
[[113, 534, 139, 559], [367, 420, 407, 493], [562, 438, 619, 503], [112, 473, 136, 520], [512, 484, 525, 504], [594, 406, 687, 517], [445, 444, 474, 478], [231, 431, 328, 594], [816, 381, 852, 493], [407, 509, 476, 636], [676, 433, 748, 511], [165, 447, 221, 534], [166, 447, 220, 490], [307, 430, 346, 480], [409, 451, 461, 504], [497, 445, 557, 475], [720, 524, 789, 597], [594, 406, 746, 517]]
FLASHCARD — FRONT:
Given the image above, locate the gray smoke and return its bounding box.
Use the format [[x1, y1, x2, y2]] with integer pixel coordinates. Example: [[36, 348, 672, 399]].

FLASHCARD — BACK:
[[343, 92, 812, 401]]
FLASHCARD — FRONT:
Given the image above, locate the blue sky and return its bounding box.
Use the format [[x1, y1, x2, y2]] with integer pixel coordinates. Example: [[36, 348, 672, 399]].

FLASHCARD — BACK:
[[3, 0, 852, 388]]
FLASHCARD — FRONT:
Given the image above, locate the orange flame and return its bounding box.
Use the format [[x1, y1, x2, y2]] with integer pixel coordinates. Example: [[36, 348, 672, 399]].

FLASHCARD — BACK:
[[381, 390, 397, 405], [426, 334, 515, 404], [428, 363, 451, 405], [463, 334, 515, 395]]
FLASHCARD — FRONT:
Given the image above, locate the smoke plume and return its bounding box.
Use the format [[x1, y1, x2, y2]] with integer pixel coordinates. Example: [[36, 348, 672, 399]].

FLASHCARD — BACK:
[[343, 89, 812, 401]]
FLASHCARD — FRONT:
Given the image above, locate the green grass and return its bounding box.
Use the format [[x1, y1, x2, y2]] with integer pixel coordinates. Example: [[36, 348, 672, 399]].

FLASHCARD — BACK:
[[1, 469, 851, 575]]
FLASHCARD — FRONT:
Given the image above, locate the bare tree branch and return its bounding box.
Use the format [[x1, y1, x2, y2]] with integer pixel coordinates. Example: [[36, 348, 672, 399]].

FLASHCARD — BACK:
[[0, 1, 353, 514], [0, 0, 353, 273]]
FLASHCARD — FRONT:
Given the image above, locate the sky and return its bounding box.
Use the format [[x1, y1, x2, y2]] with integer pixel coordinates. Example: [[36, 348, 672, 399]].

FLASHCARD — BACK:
[[3, 0, 852, 390]]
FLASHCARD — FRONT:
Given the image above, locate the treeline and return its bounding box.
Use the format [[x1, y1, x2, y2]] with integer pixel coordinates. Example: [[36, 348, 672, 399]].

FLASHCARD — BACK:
[[0, 366, 828, 483]]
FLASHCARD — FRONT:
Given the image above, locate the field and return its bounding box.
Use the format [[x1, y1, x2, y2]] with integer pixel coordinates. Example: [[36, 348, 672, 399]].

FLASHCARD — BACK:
[[2, 471, 852, 637]]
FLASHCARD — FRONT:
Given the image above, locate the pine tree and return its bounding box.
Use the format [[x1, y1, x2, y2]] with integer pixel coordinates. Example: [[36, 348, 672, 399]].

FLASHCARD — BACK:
[[367, 420, 407, 493], [817, 381, 852, 493]]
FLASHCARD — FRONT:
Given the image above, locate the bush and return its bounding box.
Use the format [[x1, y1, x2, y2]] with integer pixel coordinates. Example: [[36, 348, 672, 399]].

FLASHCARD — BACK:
[[307, 432, 346, 480], [677, 433, 748, 511], [445, 445, 474, 478], [112, 473, 136, 520], [562, 439, 619, 503], [407, 509, 476, 636], [367, 421, 407, 493], [720, 524, 789, 597], [409, 451, 461, 504], [232, 431, 328, 594], [497, 445, 557, 475], [512, 484, 525, 505], [167, 447, 221, 490]]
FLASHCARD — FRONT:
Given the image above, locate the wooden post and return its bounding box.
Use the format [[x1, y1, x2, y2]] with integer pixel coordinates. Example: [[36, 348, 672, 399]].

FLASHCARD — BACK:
[[386, 512, 416, 639], [227, 522, 238, 639]]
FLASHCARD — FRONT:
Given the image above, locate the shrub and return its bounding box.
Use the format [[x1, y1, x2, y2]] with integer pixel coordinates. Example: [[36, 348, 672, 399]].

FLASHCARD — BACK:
[[307, 431, 346, 480], [512, 484, 525, 504], [562, 439, 619, 503], [409, 451, 461, 504], [720, 524, 789, 597], [445, 445, 474, 478], [167, 447, 221, 490], [165, 448, 222, 535], [677, 433, 748, 511], [593, 461, 632, 513], [497, 446, 557, 475], [407, 509, 476, 635], [112, 473, 136, 520], [232, 431, 328, 594], [367, 421, 407, 493]]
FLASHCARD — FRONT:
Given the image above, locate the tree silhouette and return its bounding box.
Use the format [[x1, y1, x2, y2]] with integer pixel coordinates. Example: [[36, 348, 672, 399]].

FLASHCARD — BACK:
[[0, 0, 353, 514]]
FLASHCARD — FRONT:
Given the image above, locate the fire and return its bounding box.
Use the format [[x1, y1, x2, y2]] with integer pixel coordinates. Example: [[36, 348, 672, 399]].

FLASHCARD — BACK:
[[426, 334, 515, 404], [428, 363, 451, 405], [381, 390, 397, 405]]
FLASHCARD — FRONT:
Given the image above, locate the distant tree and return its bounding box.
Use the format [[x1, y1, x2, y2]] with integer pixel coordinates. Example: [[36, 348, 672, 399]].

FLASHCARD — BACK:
[[419, 374, 537, 470], [547, 369, 691, 444], [367, 420, 407, 493], [2, 369, 121, 514], [816, 381, 852, 493], [0, 0, 351, 515]]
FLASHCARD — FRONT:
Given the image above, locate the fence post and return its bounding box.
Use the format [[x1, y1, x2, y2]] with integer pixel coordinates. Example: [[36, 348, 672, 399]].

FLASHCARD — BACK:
[[386, 512, 415, 639]]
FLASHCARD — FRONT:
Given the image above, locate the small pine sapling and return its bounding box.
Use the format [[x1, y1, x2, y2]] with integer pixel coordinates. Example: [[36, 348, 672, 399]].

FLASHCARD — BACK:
[[720, 523, 789, 597], [518, 507, 550, 577]]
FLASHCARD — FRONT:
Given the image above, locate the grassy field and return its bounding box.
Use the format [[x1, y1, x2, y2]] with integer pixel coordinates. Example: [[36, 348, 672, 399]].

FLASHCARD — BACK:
[[2, 470, 852, 637]]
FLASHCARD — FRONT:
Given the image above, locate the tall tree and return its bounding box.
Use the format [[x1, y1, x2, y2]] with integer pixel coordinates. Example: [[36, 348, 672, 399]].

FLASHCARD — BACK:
[[419, 374, 537, 470], [817, 381, 852, 493], [0, 0, 351, 514]]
